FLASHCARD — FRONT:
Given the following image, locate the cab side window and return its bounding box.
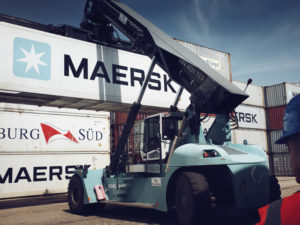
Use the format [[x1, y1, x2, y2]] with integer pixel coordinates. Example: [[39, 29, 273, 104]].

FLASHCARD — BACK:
[[144, 116, 160, 152]]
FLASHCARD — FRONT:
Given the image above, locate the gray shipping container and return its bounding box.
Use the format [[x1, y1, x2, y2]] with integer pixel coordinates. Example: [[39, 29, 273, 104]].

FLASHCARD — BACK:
[[268, 130, 289, 153], [270, 153, 294, 177], [265, 83, 287, 108], [265, 83, 300, 107]]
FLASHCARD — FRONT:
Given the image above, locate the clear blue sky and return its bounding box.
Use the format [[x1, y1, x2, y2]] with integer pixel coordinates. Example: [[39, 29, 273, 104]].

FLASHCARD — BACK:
[[1, 0, 299, 86]]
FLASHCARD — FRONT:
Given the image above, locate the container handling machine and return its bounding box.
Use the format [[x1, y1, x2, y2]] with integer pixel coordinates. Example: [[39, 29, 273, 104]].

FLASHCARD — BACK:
[[68, 1, 281, 224]]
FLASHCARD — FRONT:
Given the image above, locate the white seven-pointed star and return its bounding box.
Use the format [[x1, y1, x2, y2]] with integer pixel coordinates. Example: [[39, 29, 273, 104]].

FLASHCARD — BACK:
[[17, 44, 47, 75]]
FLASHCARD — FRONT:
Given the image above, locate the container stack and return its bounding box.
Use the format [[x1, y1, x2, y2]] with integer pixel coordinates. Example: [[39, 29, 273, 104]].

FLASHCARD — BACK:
[[0, 103, 111, 198], [230, 81, 267, 152], [265, 83, 300, 176]]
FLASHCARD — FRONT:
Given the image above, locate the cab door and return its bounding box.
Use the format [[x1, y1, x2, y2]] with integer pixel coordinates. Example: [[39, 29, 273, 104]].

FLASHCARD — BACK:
[[143, 115, 161, 161]]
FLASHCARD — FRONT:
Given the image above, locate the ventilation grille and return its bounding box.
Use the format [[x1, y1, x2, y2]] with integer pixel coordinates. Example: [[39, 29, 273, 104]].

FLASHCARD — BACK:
[[220, 146, 248, 155]]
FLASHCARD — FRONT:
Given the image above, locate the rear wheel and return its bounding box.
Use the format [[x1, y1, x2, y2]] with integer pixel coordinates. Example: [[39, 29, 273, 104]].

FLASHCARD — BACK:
[[175, 172, 210, 225], [68, 175, 106, 214], [68, 175, 85, 214], [68, 174, 98, 214]]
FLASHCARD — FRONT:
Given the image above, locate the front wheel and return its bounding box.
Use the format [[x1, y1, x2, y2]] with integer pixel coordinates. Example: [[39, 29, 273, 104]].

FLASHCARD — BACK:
[[68, 175, 85, 214], [175, 172, 210, 225]]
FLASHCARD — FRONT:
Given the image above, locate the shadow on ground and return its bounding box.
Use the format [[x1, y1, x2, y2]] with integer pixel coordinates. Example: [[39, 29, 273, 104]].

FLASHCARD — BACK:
[[0, 194, 67, 210], [64, 204, 259, 225]]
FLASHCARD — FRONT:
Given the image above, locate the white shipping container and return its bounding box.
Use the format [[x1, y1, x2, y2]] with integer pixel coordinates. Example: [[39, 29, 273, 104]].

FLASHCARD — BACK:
[[1, 22, 238, 115], [232, 129, 268, 152], [0, 103, 110, 153], [265, 83, 300, 107], [285, 83, 300, 102], [201, 104, 266, 131], [201, 107, 267, 152], [0, 103, 110, 198], [235, 105, 266, 130], [0, 22, 239, 114], [232, 81, 264, 107], [0, 153, 109, 198], [0, 22, 190, 113]]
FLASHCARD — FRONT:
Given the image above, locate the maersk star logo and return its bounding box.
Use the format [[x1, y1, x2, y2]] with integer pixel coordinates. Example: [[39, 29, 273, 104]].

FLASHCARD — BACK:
[[13, 37, 51, 80]]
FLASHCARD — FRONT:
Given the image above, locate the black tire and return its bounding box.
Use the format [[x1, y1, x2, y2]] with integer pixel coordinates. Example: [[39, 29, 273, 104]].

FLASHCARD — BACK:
[[175, 172, 210, 225], [68, 175, 106, 214], [68, 175, 85, 214], [269, 175, 281, 203]]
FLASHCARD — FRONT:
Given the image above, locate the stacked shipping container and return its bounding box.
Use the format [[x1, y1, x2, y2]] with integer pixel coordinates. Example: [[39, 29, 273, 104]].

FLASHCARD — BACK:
[[265, 83, 300, 176], [0, 103, 110, 198], [231, 81, 267, 151]]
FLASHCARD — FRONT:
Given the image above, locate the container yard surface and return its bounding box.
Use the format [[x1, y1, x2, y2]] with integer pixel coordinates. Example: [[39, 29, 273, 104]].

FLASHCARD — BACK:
[[0, 177, 298, 225]]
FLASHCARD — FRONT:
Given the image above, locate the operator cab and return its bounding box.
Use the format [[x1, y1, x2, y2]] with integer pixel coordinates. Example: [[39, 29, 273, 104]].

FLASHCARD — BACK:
[[126, 112, 183, 173], [142, 112, 183, 161]]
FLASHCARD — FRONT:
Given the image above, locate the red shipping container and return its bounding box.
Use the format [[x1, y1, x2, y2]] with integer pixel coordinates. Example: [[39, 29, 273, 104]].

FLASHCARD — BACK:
[[114, 112, 150, 124], [267, 105, 286, 131]]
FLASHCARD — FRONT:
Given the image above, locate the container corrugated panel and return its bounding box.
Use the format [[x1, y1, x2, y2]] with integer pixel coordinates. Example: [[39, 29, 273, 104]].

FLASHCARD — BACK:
[[111, 121, 144, 164], [113, 112, 150, 125], [232, 81, 264, 107], [270, 153, 294, 176], [111, 123, 124, 151], [176, 39, 232, 81], [265, 83, 286, 107], [267, 106, 286, 131], [268, 130, 289, 153], [231, 129, 268, 152]]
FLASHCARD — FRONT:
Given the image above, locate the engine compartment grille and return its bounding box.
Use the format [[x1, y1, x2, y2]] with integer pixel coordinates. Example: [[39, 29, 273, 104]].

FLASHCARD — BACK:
[[219, 146, 248, 155]]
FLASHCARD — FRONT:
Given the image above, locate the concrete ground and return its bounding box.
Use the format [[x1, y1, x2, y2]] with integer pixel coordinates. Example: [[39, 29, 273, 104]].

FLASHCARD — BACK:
[[277, 177, 299, 197], [0, 177, 298, 225]]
